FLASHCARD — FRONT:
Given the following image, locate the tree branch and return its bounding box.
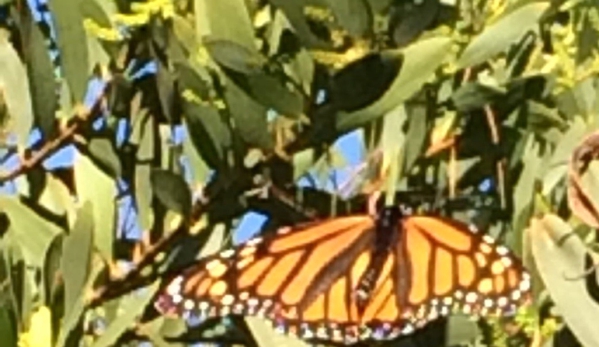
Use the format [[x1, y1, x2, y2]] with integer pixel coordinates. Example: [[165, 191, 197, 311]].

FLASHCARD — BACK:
[[0, 84, 108, 184]]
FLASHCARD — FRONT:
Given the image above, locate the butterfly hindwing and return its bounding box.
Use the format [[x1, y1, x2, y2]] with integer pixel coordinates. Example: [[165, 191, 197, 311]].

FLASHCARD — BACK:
[[156, 216, 376, 326]]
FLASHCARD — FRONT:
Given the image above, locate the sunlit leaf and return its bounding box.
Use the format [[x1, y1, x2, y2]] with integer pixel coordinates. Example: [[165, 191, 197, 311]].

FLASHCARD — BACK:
[[0, 29, 34, 146], [60, 201, 93, 323], [529, 214, 599, 347], [73, 151, 116, 262], [90, 281, 161, 347], [20, 7, 58, 140], [336, 37, 452, 132], [151, 168, 192, 218], [48, 0, 90, 102], [457, 2, 550, 68], [1, 197, 62, 267]]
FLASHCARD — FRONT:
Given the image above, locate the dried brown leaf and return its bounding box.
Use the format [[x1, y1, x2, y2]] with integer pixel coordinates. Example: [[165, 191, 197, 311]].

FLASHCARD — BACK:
[[567, 131, 599, 228]]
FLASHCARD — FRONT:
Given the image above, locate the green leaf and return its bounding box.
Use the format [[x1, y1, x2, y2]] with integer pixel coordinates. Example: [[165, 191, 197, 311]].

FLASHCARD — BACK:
[[204, 39, 266, 74], [403, 100, 428, 172], [245, 317, 311, 347], [181, 120, 211, 186], [336, 37, 452, 133], [131, 109, 155, 161], [267, 0, 332, 49], [91, 281, 162, 347], [3, 238, 33, 329], [324, 0, 372, 38], [172, 14, 200, 56], [511, 134, 542, 255], [380, 104, 408, 202], [143, 317, 184, 347], [529, 214, 599, 347], [388, 0, 441, 47], [35, 171, 75, 220], [0, 29, 34, 146], [42, 233, 64, 307], [21, 7, 58, 139], [457, 2, 550, 68], [195, 0, 265, 73], [542, 117, 588, 195], [48, 0, 90, 102], [151, 168, 192, 218], [223, 76, 274, 150], [86, 137, 122, 179], [445, 314, 479, 346], [74, 151, 116, 263], [0, 197, 62, 267], [61, 201, 93, 323], [56, 259, 104, 347], [155, 61, 176, 122], [292, 148, 315, 181], [175, 62, 211, 100], [181, 100, 232, 169], [225, 68, 304, 117], [450, 82, 506, 112], [135, 163, 153, 231], [80, 0, 120, 60], [0, 306, 18, 347], [267, 10, 314, 95]]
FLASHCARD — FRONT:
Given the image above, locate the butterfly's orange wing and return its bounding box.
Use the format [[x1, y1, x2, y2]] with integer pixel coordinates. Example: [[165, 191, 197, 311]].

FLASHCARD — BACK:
[[273, 247, 408, 344], [156, 213, 531, 345], [394, 216, 530, 322], [155, 215, 378, 340]]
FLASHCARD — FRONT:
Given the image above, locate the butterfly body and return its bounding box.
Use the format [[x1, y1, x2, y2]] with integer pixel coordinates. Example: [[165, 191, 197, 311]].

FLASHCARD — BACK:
[[156, 206, 531, 344]]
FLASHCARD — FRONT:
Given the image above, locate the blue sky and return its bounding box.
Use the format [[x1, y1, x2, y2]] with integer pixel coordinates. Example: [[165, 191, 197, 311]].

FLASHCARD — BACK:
[[1, 0, 364, 246]]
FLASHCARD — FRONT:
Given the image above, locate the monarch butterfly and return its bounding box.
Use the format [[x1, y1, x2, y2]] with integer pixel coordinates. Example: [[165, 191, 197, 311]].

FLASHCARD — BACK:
[[155, 205, 531, 344]]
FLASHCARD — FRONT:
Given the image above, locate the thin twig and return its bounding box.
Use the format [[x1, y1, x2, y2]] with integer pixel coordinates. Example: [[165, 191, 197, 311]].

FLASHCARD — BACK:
[[0, 84, 108, 184], [484, 104, 506, 209]]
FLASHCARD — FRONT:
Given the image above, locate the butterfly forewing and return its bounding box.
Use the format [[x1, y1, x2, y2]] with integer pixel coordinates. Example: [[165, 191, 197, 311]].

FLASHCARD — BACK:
[[155, 216, 376, 323]]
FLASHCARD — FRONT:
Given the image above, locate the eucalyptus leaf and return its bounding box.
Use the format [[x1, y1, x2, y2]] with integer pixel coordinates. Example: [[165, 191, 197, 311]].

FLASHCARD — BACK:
[[21, 7, 58, 140], [1, 197, 62, 267], [336, 37, 452, 133], [182, 101, 232, 170], [151, 168, 193, 218], [90, 281, 162, 347], [86, 138, 122, 179], [204, 39, 266, 74], [135, 163, 153, 231], [224, 76, 274, 150], [224, 68, 304, 117], [324, 0, 373, 38], [155, 61, 176, 122], [0, 29, 34, 146], [195, 0, 265, 73], [457, 2, 550, 68], [73, 151, 117, 262], [245, 316, 311, 347], [267, 0, 332, 49], [60, 201, 93, 323], [529, 214, 599, 347], [42, 233, 64, 307], [0, 306, 18, 347], [48, 0, 90, 102]]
